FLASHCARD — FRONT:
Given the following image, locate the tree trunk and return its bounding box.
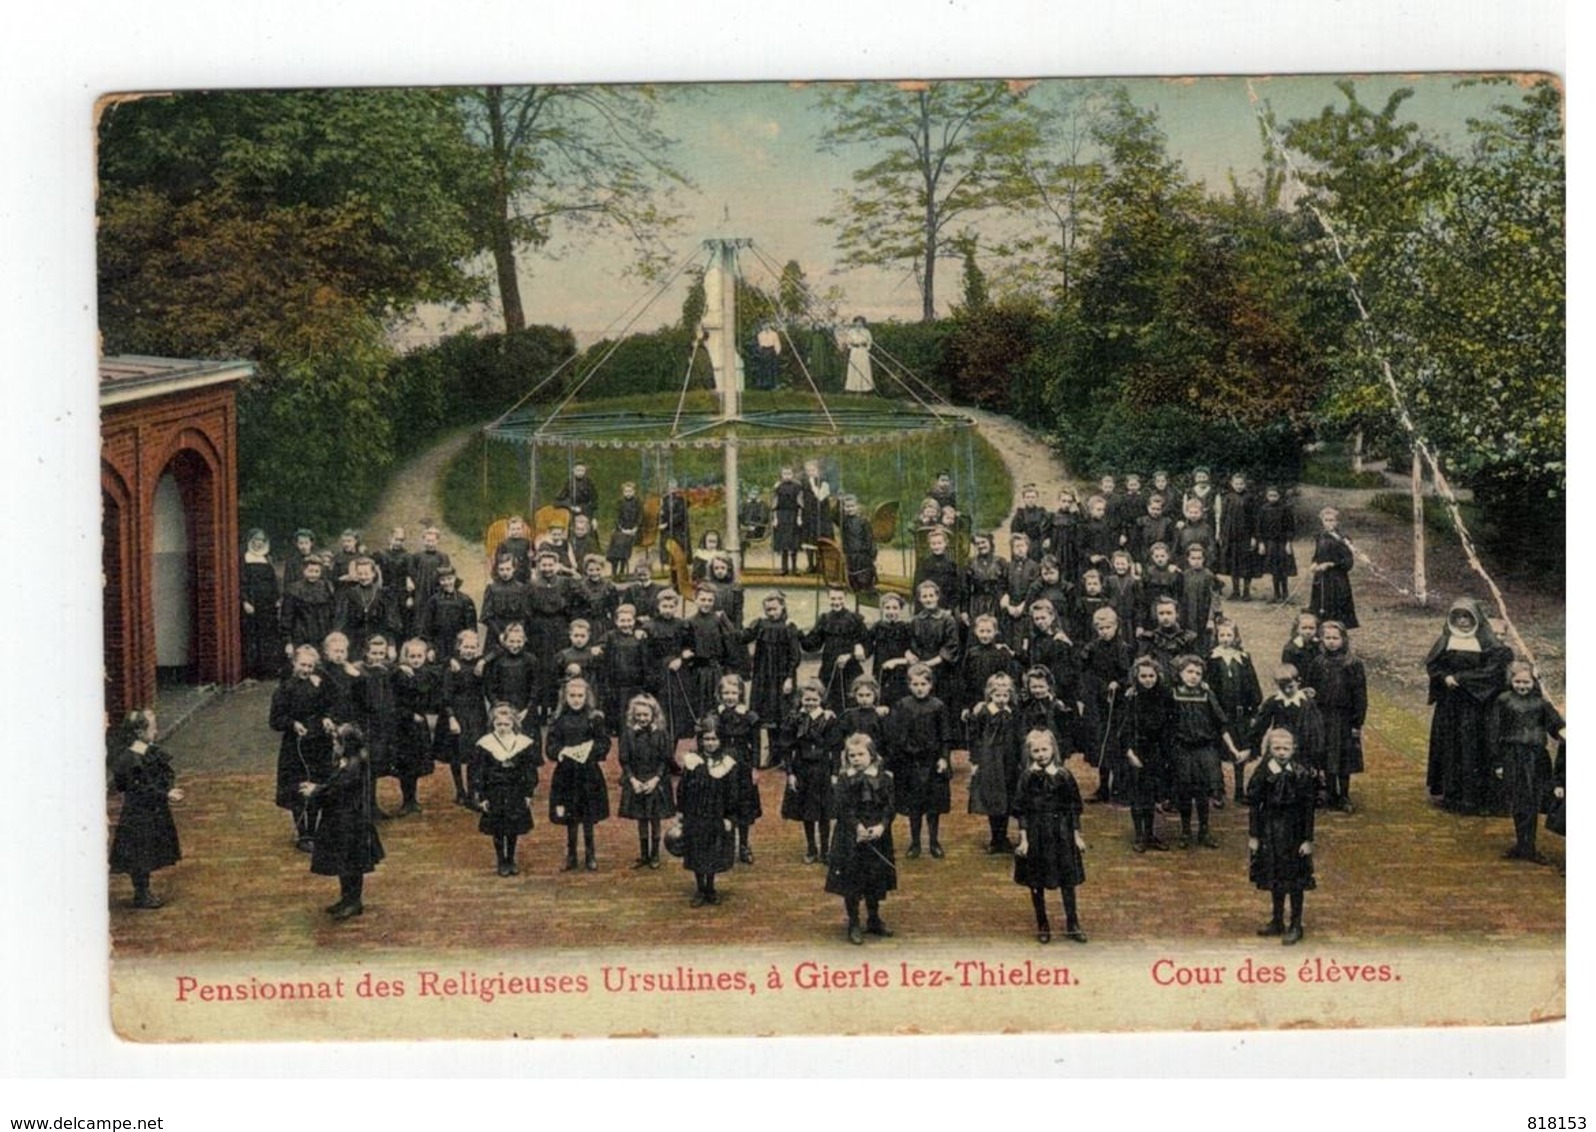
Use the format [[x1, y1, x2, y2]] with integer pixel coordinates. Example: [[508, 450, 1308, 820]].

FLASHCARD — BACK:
[[920, 94, 937, 322], [1351, 427, 1364, 474], [492, 222, 526, 334], [485, 86, 526, 334], [1411, 447, 1428, 605]]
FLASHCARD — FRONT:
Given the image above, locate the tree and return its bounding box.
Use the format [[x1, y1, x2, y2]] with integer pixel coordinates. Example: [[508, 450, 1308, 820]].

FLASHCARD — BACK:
[[1282, 78, 1564, 565], [1277, 83, 1454, 451], [953, 234, 989, 313], [455, 85, 692, 333], [97, 89, 486, 536], [99, 89, 482, 321], [817, 80, 1032, 321], [991, 84, 1108, 301], [1065, 88, 1205, 406], [777, 259, 809, 321]]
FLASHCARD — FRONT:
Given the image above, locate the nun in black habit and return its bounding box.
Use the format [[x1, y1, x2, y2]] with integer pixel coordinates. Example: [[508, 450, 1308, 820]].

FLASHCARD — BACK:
[[1425, 598, 1513, 815]]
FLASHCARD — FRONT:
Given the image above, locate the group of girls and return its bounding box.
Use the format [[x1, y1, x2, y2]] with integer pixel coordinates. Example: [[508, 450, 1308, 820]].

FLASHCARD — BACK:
[[121, 469, 1561, 948]]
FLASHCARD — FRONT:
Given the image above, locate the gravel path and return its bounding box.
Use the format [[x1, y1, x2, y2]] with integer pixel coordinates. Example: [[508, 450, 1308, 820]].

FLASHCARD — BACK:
[[361, 426, 487, 596]]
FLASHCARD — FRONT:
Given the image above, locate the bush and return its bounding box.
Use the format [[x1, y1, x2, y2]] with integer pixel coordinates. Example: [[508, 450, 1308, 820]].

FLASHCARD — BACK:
[[573, 325, 696, 400], [1082, 402, 1305, 484], [238, 342, 397, 541], [1371, 476, 1559, 577], [943, 299, 1045, 415], [1367, 491, 1492, 542], [237, 324, 577, 545], [414, 324, 578, 421], [869, 320, 956, 400], [1452, 464, 1561, 575]]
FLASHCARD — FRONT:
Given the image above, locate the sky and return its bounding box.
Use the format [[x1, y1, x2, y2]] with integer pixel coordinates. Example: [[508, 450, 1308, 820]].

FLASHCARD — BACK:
[[408, 72, 1531, 348]]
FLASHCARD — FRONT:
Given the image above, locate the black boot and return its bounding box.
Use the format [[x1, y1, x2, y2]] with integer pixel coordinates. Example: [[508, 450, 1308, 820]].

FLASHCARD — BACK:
[[865, 899, 892, 936], [331, 875, 364, 919], [1282, 892, 1305, 944], [130, 872, 163, 910]]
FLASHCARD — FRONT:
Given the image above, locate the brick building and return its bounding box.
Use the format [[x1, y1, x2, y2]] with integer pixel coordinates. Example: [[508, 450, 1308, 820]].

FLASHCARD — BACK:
[[100, 355, 254, 721]]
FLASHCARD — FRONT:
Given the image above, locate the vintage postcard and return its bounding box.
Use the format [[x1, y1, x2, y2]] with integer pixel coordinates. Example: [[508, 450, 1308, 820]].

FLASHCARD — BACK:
[[93, 69, 1564, 1051]]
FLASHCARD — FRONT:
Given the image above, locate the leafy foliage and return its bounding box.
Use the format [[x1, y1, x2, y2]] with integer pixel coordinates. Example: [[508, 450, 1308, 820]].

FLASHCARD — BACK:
[[454, 85, 692, 331], [1280, 77, 1564, 561], [818, 81, 1032, 320], [99, 90, 488, 540], [1081, 402, 1305, 486]]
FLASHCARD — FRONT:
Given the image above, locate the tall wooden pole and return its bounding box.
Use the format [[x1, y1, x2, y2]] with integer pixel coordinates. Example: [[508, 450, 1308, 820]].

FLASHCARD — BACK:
[[712, 238, 749, 557]]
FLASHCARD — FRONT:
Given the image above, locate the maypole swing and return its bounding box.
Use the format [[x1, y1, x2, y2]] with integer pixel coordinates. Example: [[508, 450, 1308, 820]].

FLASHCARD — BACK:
[[479, 235, 981, 578]]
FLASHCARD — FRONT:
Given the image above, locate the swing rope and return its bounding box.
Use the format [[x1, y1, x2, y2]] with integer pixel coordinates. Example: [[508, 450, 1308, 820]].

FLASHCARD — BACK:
[[1251, 84, 1554, 698], [532, 247, 705, 437], [489, 242, 706, 432]]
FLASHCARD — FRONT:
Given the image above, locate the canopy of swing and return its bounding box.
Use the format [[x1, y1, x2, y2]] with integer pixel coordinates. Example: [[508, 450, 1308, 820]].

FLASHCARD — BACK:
[[483, 236, 971, 454]]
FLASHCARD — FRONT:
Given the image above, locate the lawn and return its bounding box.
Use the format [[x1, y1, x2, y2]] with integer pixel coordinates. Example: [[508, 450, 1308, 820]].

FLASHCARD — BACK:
[[440, 391, 1014, 547]]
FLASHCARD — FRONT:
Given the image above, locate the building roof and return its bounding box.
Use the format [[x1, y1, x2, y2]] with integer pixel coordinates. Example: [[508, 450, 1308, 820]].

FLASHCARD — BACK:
[[100, 355, 254, 407]]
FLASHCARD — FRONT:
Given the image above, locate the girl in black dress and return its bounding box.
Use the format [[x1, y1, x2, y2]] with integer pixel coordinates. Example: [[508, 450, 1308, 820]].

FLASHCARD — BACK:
[[965, 671, 1022, 853], [1281, 610, 1321, 678], [1205, 618, 1262, 805], [607, 482, 643, 578], [1012, 728, 1087, 944], [1254, 485, 1296, 604], [892, 662, 953, 860], [781, 680, 843, 864], [617, 694, 675, 868], [442, 629, 489, 806], [108, 710, 183, 909], [712, 674, 763, 865], [1490, 661, 1566, 865], [839, 494, 878, 591], [392, 638, 441, 817], [827, 733, 898, 944], [673, 716, 737, 906], [1120, 657, 1174, 853], [1216, 472, 1259, 600], [803, 587, 868, 713], [1306, 621, 1368, 814], [839, 675, 892, 764], [771, 466, 804, 576], [746, 592, 803, 763], [1079, 606, 1135, 805], [547, 677, 611, 871], [1248, 727, 1317, 945], [269, 645, 336, 851], [864, 592, 915, 707], [1308, 506, 1358, 629], [471, 704, 542, 876], [300, 723, 383, 920], [1169, 655, 1240, 849], [1002, 533, 1040, 651], [909, 579, 962, 709]]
